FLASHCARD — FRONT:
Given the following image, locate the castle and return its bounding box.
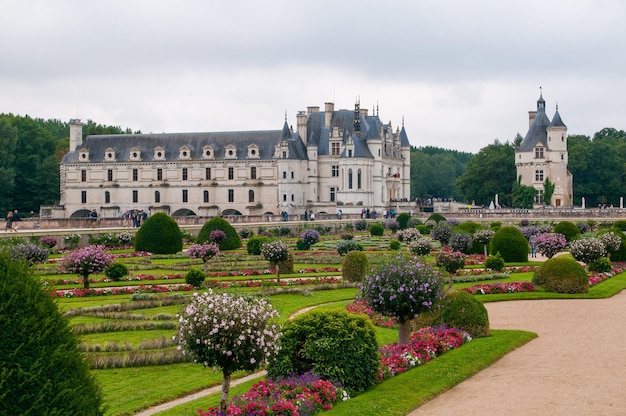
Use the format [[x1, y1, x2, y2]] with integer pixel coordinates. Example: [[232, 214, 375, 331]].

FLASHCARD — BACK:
[[515, 91, 573, 207], [50, 101, 411, 219]]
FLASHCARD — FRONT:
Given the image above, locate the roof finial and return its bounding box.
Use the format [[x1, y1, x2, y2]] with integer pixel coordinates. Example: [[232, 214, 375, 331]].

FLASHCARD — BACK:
[[284, 110, 287, 122], [556, 101, 559, 111], [539, 86, 543, 98], [376, 101, 379, 117], [402, 115, 405, 128]]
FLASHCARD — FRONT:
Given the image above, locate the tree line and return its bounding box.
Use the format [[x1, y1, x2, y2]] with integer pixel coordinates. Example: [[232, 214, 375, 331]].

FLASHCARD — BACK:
[[0, 112, 623, 215]]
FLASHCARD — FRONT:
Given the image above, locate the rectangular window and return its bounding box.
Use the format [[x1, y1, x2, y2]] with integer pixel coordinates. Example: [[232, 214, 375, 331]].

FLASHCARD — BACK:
[[291, 194, 294, 201], [228, 189, 234, 202], [155, 191, 161, 203], [535, 189, 544, 205], [157, 168, 163, 181], [250, 166, 257, 180], [132, 190, 138, 203], [182, 168, 188, 181], [331, 142, 341, 156], [182, 189, 188, 202], [291, 172, 294, 179], [132, 168, 138, 181], [203, 190, 209, 203], [534, 147, 544, 159], [228, 167, 234, 180], [331, 165, 339, 177], [81, 170, 87, 182], [282, 171, 287, 179], [348, 149, 352, 157], [107, 169, 113, 182], [535, 170, 544, 181], [104, 191, 110, 203], [330, 187, 336, 202], [205, 167, 212, 180], [81, 190, 87, 203]]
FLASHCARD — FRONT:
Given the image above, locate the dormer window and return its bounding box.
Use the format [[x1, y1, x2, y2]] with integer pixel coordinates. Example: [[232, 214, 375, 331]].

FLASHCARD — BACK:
[[202, 145, 215, 160], [225, 145, 237, 159], [179, 145, 191, 160], [534, 146, 544, 159], [331, 142, 341, 156], [154, 146, 165, 161], [78, 147, 90, 162], [104, 147, 116, 161], [247, 144, 260, 159], [130, 147, 142, 161]]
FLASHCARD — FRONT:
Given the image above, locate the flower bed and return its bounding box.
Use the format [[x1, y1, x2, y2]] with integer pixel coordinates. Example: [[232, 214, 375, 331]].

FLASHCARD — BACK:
[[379, 327, 472, 379], [346, 300, 397, 328], [50, 283, 193, 298], [461, 281, 536, 295], [198, 372, 347, 416], [205, 276, 342, 289], [589, 264, 625, 287], [43, 273, 185, 287]]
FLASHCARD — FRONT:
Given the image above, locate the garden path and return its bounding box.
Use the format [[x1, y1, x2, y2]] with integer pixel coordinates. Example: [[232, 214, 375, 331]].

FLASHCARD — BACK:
[[407, 289, 626, 415]]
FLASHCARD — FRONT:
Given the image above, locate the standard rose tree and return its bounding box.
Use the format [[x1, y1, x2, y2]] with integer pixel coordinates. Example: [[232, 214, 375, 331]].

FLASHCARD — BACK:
[[59, 245, 114, 289]]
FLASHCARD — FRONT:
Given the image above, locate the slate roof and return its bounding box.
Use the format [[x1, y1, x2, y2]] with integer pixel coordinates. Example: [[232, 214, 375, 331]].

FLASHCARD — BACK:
[[517, 94, 566, 152], [61, 129, 307, 163]]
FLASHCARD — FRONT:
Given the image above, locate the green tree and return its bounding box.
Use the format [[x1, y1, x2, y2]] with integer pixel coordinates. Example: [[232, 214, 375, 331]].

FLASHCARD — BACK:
[[456, 140, 516, 206], [544, 177, 555, 205], [512, 176, 537, 208], [410, 146, 472, 200], [0, 117, 18, 214]]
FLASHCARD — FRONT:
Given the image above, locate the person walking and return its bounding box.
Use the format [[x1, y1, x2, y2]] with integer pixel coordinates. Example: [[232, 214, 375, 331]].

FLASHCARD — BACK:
[[12, 209, 21, 231], [529, 234, 537, 258], [5, 211, 14, 232], [89, 209, 98, 228]]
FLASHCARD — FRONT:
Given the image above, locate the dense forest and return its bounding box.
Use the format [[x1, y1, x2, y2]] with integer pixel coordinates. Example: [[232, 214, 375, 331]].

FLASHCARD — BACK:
[[0, 112, 624, 216]]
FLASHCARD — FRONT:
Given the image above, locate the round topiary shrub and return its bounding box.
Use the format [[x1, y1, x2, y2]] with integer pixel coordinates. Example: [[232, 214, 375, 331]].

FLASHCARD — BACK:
[[389, 239, 401, 250], [439, 291, 490, 338], [490, 226, 529, 262], [134, 212, 183, 254], [416, 224, 431, 234], [246, 236, 272, 255], [342, 251, 369, 282], [354, 220, 367, 231], [454, 221, 483, 235], [196, 217, 242, 250], [267, 309, 379, 395], [104, 262, 128, 281], [427, 213, 447, 223], [396, 212, 410, 229], [614, 220, 626, 231], [431, 222, 453, 246], [533, 256, 588, 293], [336, 240, 364, 256], [185, 268, 206, 288], [484, 252, 505, 272], [588, 257, 612, 273], [0, 252, 104, 415], [370, 223, 384, 236], [553, 221, 581, 242]]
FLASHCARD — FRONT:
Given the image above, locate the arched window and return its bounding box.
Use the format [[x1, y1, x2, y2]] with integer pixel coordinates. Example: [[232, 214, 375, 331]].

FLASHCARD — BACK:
[[104, 191, 110, 204], [357, 169, 362, 189], [203, 190, 209, 203], [348, 169, 353, 189], [154, 190, 160, 203], [248, 190, 255, 202]]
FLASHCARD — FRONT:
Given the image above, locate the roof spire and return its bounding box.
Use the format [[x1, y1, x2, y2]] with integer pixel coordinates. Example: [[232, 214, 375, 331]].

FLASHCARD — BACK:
[[537, 86, 545, 110], [402, 115, 405, 128], [284, 110, 287, 122]]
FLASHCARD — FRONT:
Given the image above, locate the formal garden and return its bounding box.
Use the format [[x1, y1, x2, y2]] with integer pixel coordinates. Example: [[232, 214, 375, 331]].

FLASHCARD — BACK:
[[3, 213, 626, 415]]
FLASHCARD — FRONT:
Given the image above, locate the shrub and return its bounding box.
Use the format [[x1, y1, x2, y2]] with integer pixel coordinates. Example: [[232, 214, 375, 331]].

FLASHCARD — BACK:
[[473, 229, 495, 256], [278, 251, 294, 274], [385, 220, 400, 233], [185, 268, 206, 287], [454, 221, 483, 235], [341, 233, 353, 240], [439, 291, 490, 338], [588, 257, 612, 273], [430, 223, 453, 246], [336, 240, 364, 256], [272, 226, 292, 237], [520, 219, 529, 227], [569, 238, 606, 264], [576, 222, 589, 234], [389, 239, 401, 250], [416, 224, 431, 234], [450, 233, 473, 254], [484, 252, 505, 272], [396, 212, 410, 229], [39, 236, 58, 249], [370, 223, 384, 236], [490, 221, 502, 229], [299, 229, 321, 249], [238, 228, 254, 239], [408, 238, 433, 256], [490, 226, 528, 262], [342, 251, 369, 282], [407, 218, 422, 228], [59, 245, 114, 289], [295, 239, 310, 250], [0, 252, 104, 415], [261, 240, 290, 282], [209, 230, 227, 244], [104, 262, 128, 281], [597, 231, 622, 253], [187, 242, 220, 273], [247, 236, 272, 256], [614, 220, 626, 231], [359, 255, 445, 344], [8, 243, 49, 265], [396, 228, 421, 243], [534, 233, 567, 258], [553, 221, 581, 242], [177, 291, 281, 412], [354, 220, 367, 231], [196, 217, 242, 250], [135, 213, 183, 254], [427, 213, 447, 223], [267, 310, 379, 395], [533, 256, 588, 294], [435, 250, 466, 274], [604, 229, 626, 262]]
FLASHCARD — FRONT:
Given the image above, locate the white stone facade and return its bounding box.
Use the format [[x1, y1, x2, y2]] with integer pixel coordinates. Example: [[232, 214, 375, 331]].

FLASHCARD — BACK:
[[53, 102, 411, 219]]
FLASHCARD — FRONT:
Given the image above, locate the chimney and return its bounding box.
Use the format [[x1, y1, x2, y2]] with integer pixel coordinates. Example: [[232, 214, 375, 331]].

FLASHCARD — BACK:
[[324, 102, 334, 128], [307, 106, 320, 115], [69, 119, 83, 151], [296, 111, 308, 144], [528, 111, 537, 128]]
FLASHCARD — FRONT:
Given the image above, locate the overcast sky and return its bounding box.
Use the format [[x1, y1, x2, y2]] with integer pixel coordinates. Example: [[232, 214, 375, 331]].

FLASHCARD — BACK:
[[1, 0, 624, 153]]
